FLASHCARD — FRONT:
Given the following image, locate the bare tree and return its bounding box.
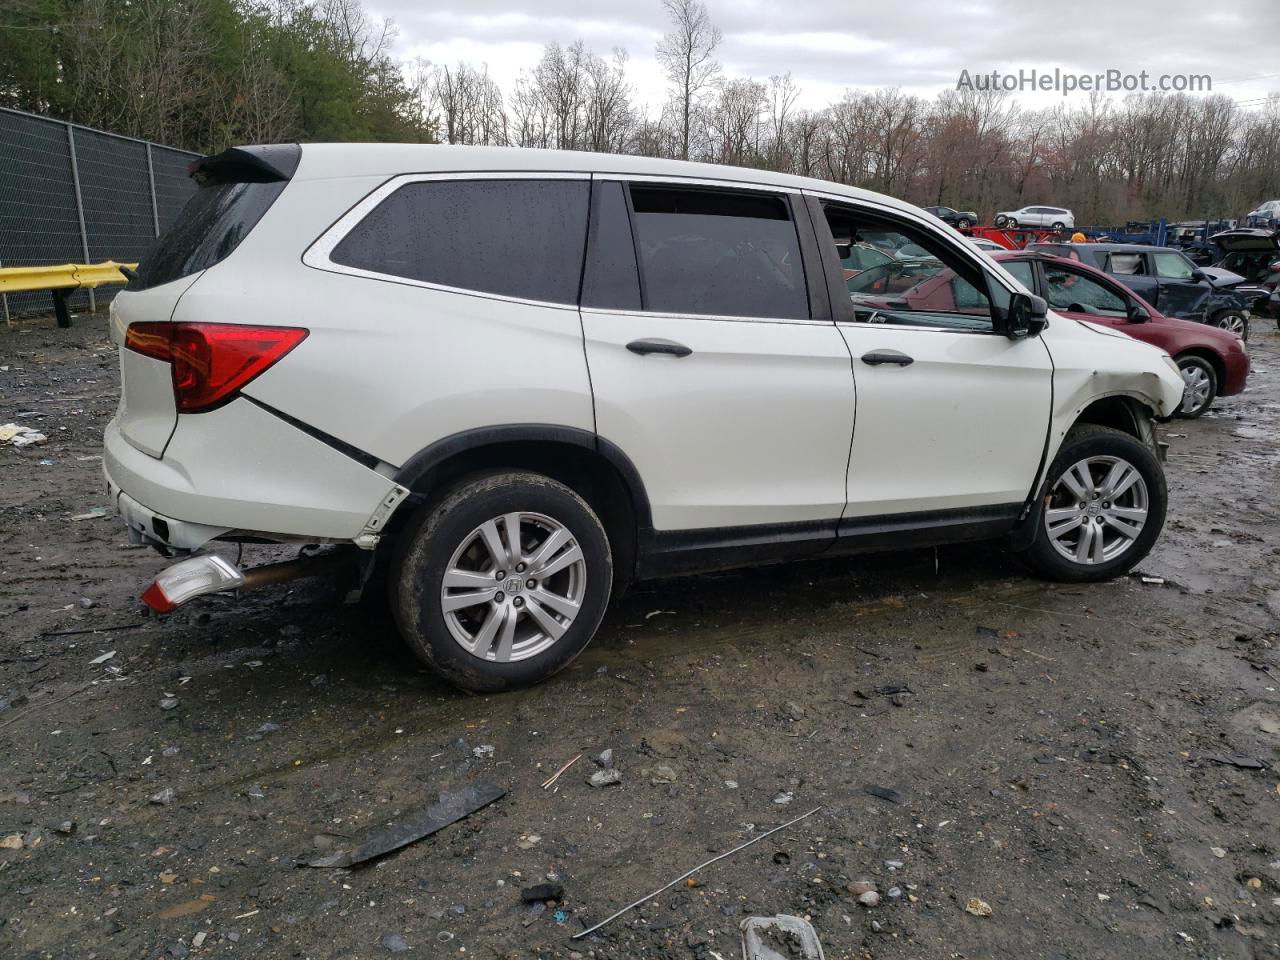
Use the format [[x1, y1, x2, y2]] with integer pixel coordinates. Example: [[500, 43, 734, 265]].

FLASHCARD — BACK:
[[655, 0, 722, 160]]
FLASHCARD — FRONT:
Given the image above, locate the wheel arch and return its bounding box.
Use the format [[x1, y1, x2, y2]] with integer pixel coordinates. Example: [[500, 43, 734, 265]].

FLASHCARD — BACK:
[[389, 425, 650, 586]]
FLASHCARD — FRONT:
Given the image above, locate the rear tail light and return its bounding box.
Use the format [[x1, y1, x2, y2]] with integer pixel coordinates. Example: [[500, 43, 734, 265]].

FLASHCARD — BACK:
[[124, 322, 307, 412]]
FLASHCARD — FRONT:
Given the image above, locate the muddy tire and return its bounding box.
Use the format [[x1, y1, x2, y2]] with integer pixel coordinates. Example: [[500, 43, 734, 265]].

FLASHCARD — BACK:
[[1023, 425, 1166, 582], [391, 471, 612, 692], [1174, 355, 1217, 418]]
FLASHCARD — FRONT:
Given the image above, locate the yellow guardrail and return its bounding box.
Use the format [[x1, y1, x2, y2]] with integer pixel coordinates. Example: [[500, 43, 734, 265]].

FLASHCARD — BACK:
[[0, 261, 138, 327]]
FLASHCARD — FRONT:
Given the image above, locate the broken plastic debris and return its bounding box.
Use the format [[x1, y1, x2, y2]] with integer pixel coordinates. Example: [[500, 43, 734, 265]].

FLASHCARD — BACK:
[[88, 651, 116, 665], [303, 781, 505, 868], [71, 508, 109, 521], [0, 423, 48, 447], [741, 915, 826, 960]]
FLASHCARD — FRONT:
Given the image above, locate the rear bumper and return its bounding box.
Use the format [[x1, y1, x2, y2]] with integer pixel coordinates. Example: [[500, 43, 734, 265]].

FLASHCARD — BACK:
[[103, 398, 406, 553]]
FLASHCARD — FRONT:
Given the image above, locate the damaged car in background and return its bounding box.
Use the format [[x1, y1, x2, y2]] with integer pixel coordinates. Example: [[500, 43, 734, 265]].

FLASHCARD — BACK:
[[1029, 241, 1256, 339], [105, 144, 1183, 691]]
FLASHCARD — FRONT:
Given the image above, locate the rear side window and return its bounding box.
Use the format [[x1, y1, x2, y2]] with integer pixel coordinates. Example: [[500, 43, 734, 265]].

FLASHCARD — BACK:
[[135, 180, 285, 290], [330, 179, 589, 305], [1107, 253, 1146, 275], [627, 186, 808, 320]]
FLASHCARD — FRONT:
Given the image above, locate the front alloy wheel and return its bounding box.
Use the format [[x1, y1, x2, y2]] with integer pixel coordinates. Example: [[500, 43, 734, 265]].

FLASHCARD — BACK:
[[1043, 456, 1148, 565], [1212, 311, 1248, 340], [1022, 424, 1166, 582], [1176, 356, 1216, 417]]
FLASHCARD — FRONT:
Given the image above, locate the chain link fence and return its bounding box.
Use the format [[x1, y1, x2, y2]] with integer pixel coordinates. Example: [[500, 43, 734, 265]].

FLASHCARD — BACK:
[[0, 107, 200, 321]]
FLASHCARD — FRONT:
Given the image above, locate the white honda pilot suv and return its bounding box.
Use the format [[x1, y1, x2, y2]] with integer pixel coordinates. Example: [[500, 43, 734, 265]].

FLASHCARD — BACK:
[[106, 144, 1184, 691]]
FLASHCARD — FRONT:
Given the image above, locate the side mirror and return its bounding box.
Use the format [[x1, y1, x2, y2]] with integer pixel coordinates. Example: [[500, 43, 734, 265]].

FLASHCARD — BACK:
[[1190, 269, 1207, 283], [1007, 292, 1048, 340], [1127, 302, 1151, 323]]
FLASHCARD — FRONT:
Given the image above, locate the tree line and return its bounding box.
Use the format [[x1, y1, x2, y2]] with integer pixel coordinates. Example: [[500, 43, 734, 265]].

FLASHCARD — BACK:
[[3, 0, 1277, 225]]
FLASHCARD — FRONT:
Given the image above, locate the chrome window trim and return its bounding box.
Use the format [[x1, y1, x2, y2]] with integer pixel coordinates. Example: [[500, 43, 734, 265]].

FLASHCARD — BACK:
[[302, 171, 591, 312]]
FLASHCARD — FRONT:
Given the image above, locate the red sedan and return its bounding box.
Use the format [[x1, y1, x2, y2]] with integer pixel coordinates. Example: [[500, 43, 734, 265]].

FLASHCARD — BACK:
[[993, 252, 1249, 417]]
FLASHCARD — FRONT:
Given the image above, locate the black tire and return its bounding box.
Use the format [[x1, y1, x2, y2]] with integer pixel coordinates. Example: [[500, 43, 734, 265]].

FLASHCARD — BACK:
[[1022, 424, 1166, 583], [1051, 221, 1066, 231], [1174, 355, 1217, 418], [993, 215, 1008, 228], [391, 471, 612, 692], [956, 217, 972, 229], [1006, 217, 1019, 228], [1210, 310, 1249, 342]]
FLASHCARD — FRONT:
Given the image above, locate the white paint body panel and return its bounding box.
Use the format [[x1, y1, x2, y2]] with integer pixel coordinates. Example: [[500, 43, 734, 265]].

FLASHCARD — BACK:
[[104, 142, 1182, 554], [838, 326, 1054, 516], [582, 310, 854, 529]]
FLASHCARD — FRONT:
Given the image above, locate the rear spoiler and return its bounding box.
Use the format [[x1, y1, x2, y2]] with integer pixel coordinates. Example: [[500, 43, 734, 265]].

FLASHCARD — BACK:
[[188, 144, 301, 185]]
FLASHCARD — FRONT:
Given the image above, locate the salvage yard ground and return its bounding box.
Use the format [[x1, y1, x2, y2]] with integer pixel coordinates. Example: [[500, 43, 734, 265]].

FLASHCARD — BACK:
[[2, 318, 1279, 959]]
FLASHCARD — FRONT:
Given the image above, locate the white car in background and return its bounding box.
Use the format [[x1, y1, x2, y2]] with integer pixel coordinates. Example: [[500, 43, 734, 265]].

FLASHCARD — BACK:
[[105, 144, 1183, 691], [994, 205, 1075, 230]]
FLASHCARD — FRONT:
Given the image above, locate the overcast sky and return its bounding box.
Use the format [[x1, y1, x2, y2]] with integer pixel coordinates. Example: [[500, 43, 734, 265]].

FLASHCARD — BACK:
[[384, 0, 1279, 113]]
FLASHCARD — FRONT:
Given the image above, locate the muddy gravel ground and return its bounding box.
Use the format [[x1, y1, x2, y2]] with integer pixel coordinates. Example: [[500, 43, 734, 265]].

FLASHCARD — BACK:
[[2, 315, 1278, 960]]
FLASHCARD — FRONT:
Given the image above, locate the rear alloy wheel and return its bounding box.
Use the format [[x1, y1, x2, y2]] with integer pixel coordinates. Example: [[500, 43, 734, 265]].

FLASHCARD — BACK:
[[956, 217, 972, 229], [1023, 424, 1166, 582], [1211, 311, 1249, 341], [1051, 221, 1066, 231], [993, 215, 1008, 228], [1175, 356, 1217, 418], [392, 471, 612, 692]]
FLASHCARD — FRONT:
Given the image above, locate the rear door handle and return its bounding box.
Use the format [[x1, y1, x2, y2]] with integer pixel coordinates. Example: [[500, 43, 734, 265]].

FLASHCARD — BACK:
[[861, 349, 913, 367], [626, 338, 693, 358]]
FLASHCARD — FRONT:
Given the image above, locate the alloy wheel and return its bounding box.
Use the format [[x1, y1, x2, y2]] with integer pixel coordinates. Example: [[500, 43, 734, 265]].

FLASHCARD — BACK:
[[440, 512, 586, 662], [1044, 455, 1149, 565], [1214, 313, 1247, 337], [1179, 364, 1212, 414]]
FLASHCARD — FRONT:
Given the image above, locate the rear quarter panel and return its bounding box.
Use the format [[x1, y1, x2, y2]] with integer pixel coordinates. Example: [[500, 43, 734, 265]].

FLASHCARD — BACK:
[[193, 176, 595, 468]]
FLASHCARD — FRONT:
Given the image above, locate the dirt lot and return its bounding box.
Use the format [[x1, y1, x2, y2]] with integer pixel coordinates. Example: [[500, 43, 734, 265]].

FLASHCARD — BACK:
[[2, 314, 1278, 960]]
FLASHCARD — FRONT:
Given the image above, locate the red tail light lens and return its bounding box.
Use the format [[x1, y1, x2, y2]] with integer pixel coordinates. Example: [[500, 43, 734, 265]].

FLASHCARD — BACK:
[[124, 322, 307, 413]]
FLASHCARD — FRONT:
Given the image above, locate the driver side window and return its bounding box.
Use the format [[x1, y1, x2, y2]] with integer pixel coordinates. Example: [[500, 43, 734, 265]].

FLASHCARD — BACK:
[[823, 204, 995, 333]]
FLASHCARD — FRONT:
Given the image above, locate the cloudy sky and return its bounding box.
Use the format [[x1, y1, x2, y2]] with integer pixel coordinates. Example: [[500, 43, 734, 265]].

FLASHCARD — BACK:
[[383, 0, 1279, 113]]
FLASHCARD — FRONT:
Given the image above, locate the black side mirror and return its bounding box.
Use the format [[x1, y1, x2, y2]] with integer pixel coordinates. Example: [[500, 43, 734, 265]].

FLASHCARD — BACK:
[[1190, 269, 1207, 283], [1127, 302, 1151, 323], [1007, 292, 1048, 340]]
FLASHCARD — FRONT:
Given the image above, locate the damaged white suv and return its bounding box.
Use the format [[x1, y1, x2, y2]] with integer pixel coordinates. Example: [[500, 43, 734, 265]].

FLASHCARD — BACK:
[[106, 144, 1184, 691]]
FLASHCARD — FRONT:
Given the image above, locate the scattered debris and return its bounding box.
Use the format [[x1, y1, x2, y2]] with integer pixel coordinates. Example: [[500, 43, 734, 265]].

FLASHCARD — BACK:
[[571, 806, 822, 940], [0, 423, 48, 447], [1211, 846, 1227, 858], [965, 898, 993, 918], [515, 833, 541, 850], [304, 781, 506, 868], [1202, 754, 1269, 770], [863, 784, 904, 805], [595, 748, 614, 769], [380, 932, 411, 953], [772, 791, 794, 805], [156, 894, 215, 919], [588, 768, 622, 788], [846, 880, 875, 897], [741, 914, 825, 960], [149, 787, 175, 805], [159, 697, 179, 711], [520, 883, 564, 903], [1, 833, 23, 850], [472, 744, 495, 759], [71, 508, 108, 521], [1140, 576, 1165, 585], [650, 764, 678, 784], [542, 753, 582, 789], [857, 890, 881, 908], [88, 650, 116, 665], [781, 701, 805, 720]]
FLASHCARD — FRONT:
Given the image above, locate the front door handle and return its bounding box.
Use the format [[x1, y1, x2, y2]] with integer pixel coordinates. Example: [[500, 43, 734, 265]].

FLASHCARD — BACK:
[[861, 349, 913, 367], [627, 338, 693, 358]]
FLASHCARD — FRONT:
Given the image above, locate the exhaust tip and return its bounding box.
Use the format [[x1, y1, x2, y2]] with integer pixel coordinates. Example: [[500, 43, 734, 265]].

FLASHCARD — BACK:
[[142, 554, 245, 613]]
